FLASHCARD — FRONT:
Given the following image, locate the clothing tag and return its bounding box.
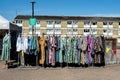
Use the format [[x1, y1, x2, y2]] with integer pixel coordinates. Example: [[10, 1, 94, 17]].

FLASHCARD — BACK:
[[106, 48, 110, 54]]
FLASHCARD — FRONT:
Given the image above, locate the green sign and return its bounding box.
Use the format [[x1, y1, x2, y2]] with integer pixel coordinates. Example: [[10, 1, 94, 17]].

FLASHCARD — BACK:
[[29, 18, 36, 26]]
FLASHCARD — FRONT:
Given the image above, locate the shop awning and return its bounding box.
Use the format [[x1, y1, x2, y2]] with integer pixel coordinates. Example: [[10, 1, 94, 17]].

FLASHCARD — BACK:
[[0, 15, 22, 34]]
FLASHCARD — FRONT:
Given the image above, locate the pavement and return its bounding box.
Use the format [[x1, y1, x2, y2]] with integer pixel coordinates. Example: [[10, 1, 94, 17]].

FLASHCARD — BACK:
[[0, 63, 120, 80]]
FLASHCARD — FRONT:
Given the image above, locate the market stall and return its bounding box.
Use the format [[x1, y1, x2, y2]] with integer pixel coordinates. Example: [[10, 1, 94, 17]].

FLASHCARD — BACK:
[[0, 15, 22, 68]]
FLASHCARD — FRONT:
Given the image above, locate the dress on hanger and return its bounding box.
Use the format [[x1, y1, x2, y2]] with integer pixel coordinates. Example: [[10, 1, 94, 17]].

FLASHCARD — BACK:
[[39, 37, 46, 64], [1, 34, 11, 61]]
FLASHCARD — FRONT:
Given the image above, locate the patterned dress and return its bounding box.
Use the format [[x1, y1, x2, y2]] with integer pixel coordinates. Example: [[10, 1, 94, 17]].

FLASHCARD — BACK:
[[1, 34, 11, 61], [59, 37, 65, 63], [66, 37, 72, 63], [72, 37, 78, 64], [77, 37, 82, 65], [81, 38, 87, 65]]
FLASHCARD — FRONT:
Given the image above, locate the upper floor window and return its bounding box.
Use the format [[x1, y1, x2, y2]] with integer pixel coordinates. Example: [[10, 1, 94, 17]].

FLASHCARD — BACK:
[[92, 22, 97, 25], [84, 21, 90, 25], [103, 22, 107, 25], [67, 21, 72, 25], [36, 20, 40, 24], [16, 20, 22, 24], [73, 21, 78, 25], [55, 20, 61, 24], [109, 22, 113, 25], [47, 21, 53, 25]]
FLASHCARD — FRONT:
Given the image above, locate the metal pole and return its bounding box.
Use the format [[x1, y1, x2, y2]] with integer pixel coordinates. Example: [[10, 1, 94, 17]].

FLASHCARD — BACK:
[[30, 1, 38, 68], [31, 1, 36, 18], [30, 1, 36, 35]]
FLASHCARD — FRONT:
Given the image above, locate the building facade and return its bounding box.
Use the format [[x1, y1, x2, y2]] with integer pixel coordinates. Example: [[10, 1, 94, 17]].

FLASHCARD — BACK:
[[14, 15, 120, 42]]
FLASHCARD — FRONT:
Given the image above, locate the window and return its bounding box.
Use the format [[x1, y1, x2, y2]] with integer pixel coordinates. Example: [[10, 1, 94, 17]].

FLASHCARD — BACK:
[[36, 20, 40, 24], [92, 22, 97, 25], [84, 21, 90, 25], [47, 21, 53, 25], [103, 29, 107, 33], [73, 28, 78, 32], [73, 28, 78, 34], [103, 22, 107, 25], [16, 20, 22, 24], [36, 28, 40, 35], [84, 29, 90, 32], [67, 28, 73, 35], [109, 22, 113, 25], [73, 21, 78, 25], [47, 28, 54, 34], [67, 28, 73, 32], [55, 20, 61, 24], [55, 29, 60, 32], [55, 28, 61, 34], [92, 28, 97, 32], [108, 29, 113, 33], [91, 28, 97, 34], [29, 28, 32, 34], [67, 21, 72, 25]]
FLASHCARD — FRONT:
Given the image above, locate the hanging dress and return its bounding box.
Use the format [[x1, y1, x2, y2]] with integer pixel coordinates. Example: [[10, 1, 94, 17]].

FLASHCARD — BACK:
[[77, 37, 82, 65], [45, 37, 51, 65], [55, 36, 60, 63], [72, 37, 78, 64], [81, 38, 86, 65], [87, 35, 92, 65], [39, 37, 46, 64], [1, 34, 11, 61], [59, 37, 65, 63], [66, 37, 72, 63]]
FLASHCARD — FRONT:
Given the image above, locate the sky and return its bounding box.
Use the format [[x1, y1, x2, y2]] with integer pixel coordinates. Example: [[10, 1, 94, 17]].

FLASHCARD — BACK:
[[0, 0, 120, 21]]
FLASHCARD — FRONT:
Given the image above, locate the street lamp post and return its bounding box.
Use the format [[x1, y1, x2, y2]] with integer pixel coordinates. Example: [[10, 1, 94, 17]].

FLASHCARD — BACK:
[[30, 1, 36, 35]]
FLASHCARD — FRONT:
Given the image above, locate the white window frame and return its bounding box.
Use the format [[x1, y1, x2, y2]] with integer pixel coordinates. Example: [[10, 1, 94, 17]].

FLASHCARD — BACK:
[[73, 28, 78, 35], [109, 22, 113, 25], [84, 28, 90, 36], [36, 27, 40, 36], [84, 21, 90, 36], [118, 26, 120, 36], [92, 22, 97, 25], [73, 20, 78, 27], [91, 28, 97, 35], [108, 22, 113, 36], [16, 19, 23, 26], [47, 28, 54, 35], [29, 27, 32, 34], [84, 21, 90, 26], [67, 28, 73, 35], [67, 20, 72, 27], [103, 22, 107, 25], [47, 20, 54, 28], [103, 28, 108, 36], [55, 20, 61, 28], [54, 28, 61, 34]]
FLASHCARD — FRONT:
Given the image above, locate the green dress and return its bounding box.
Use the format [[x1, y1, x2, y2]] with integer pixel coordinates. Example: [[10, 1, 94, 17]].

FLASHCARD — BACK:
[[72, 37, 78, 64], [1, 34, 11, 61], [59, 37, 65, 63], [66, 37, 72, 63], [63, 37, 67, 63]]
